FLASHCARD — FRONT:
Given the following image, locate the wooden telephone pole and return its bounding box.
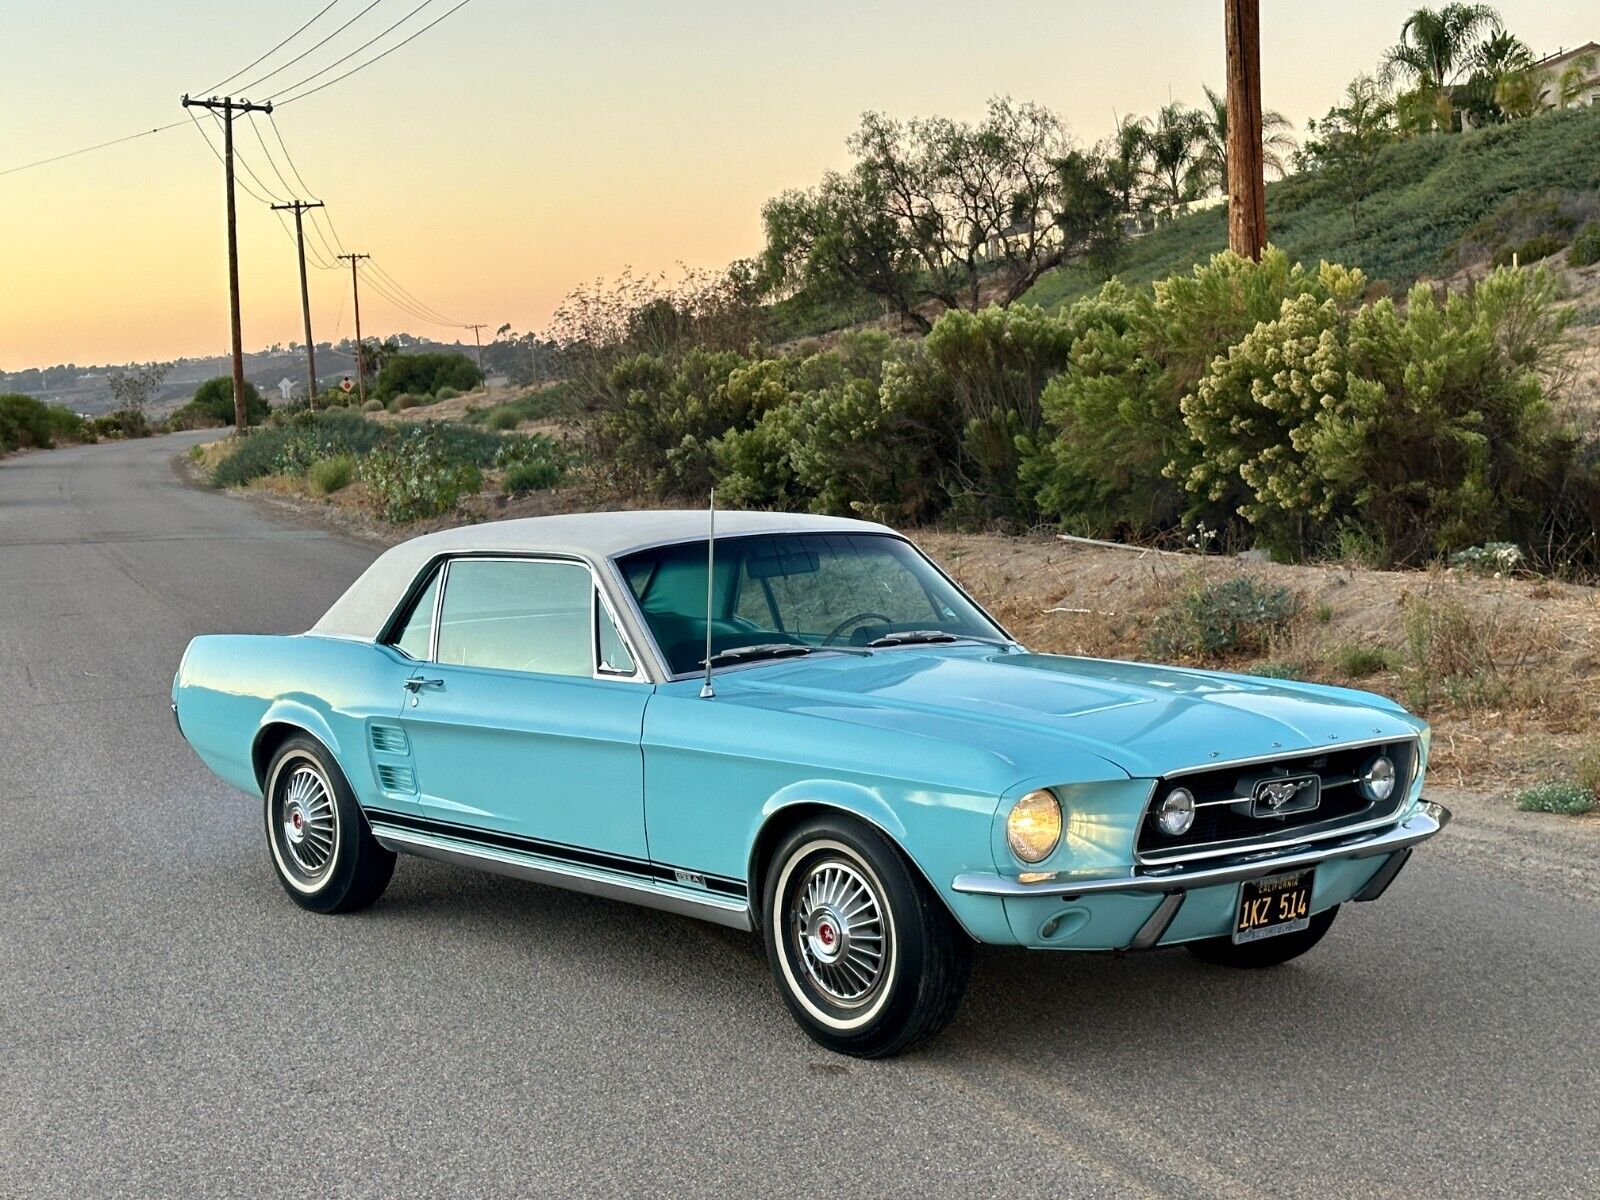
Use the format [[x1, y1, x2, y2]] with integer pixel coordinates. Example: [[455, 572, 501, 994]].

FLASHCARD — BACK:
[[465, 323, 487, 387], [337, 253, 371, 405], [181, 94, 273, 430], [272, 200, 325, 409], [1224, 0, 1267, 260]]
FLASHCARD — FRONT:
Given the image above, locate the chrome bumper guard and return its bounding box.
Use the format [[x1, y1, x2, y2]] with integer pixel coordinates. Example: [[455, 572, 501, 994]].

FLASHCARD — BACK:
[[953, 801, 1450, 899]]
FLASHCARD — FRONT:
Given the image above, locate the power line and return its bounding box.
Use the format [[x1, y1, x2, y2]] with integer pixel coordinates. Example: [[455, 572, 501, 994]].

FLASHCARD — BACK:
[[366, 258, 465, 325], [274, 0, 477, 107], [236, 0, 389, 95], [264, 0, 440, 102], [209, 112, 290, 204], [1, 121, 185, 179], [357, 263, 461, 327], [197, 0, 346, 95], [187, 111, 277, 205], [261, 114, 345, 261], [246, 111, 307, 203]]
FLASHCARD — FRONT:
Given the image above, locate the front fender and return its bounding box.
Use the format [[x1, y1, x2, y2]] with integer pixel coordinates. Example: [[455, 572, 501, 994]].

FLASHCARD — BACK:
[[746, 779, 1014, 944]]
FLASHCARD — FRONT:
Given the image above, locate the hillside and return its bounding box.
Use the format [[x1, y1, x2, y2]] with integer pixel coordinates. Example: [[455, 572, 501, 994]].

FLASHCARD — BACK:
[[1024, 104, 1600, 311]]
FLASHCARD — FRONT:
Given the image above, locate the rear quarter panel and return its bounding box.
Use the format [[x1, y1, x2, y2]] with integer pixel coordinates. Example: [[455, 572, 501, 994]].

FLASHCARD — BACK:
[[173, 633, 410, 803]]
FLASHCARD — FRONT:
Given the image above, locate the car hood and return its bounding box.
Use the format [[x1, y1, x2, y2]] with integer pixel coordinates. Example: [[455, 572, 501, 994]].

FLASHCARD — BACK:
[[715, 646, 1422, 782]]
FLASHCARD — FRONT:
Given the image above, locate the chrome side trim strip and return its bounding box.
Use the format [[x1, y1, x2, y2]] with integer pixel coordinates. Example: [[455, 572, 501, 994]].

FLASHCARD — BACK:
[[372, 824, 754, 931], [951, 802, 1450, 899]]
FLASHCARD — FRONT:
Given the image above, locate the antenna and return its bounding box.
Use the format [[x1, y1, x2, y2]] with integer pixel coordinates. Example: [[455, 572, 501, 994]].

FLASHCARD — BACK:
[[700, 490, 717, 699]]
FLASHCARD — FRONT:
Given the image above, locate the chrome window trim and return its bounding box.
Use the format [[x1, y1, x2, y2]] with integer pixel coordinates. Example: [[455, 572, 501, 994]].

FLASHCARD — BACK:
[[608, 531, 1020, 684], [401, 552, 651, 685], [1132, 735, 1420, 866]]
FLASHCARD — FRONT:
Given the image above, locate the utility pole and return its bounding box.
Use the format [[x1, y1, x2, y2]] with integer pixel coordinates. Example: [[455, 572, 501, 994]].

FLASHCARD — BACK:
[[271, 200, 325, 409], [181, 94, 273, 430], [337, 253, 371, 405], [1224, 0, 1267, 260], [464, 323, 487, 389]]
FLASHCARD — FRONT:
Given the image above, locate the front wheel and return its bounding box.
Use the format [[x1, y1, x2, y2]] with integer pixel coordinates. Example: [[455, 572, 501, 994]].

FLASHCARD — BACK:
[[762, 816, 971, 1058], [1185, 905, 1339, 968], [264, 735, 394, 914]]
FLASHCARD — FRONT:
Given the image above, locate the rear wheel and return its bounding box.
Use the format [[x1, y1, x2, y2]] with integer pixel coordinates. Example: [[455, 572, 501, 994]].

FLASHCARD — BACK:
[[1185, 905, 1339, 968], [264, 735, 394, 914], [762, 815, 971, 1058]]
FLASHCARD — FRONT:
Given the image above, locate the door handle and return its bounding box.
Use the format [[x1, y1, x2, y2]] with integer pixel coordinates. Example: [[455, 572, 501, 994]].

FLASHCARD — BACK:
[[404, 677, 445, 693]]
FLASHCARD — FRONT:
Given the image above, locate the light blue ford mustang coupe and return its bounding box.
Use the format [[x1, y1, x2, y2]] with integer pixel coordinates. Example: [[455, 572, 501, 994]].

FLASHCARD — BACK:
[[174, 511, 1449, 1056]]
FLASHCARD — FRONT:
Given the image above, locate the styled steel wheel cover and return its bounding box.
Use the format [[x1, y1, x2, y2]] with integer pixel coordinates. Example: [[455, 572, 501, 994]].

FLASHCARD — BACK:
[[774, 840, 899, 1031], [267, 754, 340, 892]]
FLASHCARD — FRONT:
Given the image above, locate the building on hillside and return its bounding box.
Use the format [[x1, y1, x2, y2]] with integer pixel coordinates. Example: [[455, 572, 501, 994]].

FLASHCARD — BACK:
[[1532, 43, 1600, 110]]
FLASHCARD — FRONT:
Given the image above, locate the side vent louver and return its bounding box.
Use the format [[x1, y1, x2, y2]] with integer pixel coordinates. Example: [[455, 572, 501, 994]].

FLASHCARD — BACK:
[[375, 764, 417, 794], [370, 725, 409, 754]]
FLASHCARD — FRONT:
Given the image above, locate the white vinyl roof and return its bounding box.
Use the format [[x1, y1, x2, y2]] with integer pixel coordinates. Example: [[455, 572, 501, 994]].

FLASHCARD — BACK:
[[310, 509, 895, 641]]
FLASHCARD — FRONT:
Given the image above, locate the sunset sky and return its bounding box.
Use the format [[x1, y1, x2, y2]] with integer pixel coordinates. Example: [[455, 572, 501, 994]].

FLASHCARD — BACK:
[[3, 1, 1593, 367]]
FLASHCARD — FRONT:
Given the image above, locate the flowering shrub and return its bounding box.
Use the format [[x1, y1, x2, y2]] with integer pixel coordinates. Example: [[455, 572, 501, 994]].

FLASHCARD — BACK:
[[357, 426, 482, 522], [1449, 542, 1525, 575]]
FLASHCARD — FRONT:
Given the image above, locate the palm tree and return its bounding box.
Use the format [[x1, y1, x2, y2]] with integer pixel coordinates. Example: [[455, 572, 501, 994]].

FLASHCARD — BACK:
[[1188, 85, 1298, 197], [1098, 114, 1149, 224], [1144, 102, 1205, 218], [1381, 4, 1504, 131], [1447, 31, 1542, 121], [1556, 51, 1599, 108]]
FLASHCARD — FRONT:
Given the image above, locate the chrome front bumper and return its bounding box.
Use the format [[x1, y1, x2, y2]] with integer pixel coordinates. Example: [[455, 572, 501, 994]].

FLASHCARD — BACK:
[[953, 801, 1451, 899]]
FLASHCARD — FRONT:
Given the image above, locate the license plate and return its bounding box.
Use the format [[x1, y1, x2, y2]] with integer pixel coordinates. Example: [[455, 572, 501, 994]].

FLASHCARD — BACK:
[[1232, 870, 1315, 944]]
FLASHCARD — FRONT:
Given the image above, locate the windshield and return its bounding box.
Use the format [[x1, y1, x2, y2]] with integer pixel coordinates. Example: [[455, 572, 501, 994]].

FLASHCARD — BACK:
[[617, 532, 1008, 675]]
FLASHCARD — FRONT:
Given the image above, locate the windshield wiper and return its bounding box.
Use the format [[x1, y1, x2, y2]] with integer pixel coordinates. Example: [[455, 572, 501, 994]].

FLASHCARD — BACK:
[[703, 643, 813, 668], [866, 629, 960, 647], [867, 630, 1013, 649]]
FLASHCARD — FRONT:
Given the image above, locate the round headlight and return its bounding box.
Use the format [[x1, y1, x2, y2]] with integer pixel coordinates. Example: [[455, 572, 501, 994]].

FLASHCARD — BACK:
[[1007, 790, 1062, 863], [1361, 755, 1396, 802], [1156, 787, 1196, 837]]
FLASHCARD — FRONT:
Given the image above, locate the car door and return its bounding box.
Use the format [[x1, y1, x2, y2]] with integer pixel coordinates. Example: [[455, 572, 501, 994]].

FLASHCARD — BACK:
[[396, 555, 652, 863]]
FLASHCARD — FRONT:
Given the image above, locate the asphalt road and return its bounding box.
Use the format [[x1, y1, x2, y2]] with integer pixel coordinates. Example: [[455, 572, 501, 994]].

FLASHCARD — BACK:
[[2, 433, 1597, 1199]]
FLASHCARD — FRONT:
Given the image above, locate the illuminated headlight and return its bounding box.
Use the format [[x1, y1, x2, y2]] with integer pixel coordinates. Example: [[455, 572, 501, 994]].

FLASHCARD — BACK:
[[1361, 755, 1396, 802], [1155, 787, 1196, 837], [1006, 790, 1062, 863]]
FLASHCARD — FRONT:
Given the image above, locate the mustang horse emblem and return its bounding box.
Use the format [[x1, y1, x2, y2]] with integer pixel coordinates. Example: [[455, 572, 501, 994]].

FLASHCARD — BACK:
[[1256, 776, 1316, 810]]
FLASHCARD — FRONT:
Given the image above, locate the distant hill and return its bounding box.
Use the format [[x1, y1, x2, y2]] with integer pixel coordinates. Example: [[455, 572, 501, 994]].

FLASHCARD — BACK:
[[1024, 104, 1600, 310], [1, 335, 482, 416]]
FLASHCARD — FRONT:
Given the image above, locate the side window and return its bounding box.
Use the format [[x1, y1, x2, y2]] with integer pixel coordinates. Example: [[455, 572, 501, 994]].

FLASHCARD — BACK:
[[596, 593, 636, 676], [436, 559, 593, 677], [389, 569, 440, 660]]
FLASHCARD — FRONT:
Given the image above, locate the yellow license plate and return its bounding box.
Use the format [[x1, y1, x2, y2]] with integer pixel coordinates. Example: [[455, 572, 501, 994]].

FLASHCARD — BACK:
[[1233, 870, 1314, 944]]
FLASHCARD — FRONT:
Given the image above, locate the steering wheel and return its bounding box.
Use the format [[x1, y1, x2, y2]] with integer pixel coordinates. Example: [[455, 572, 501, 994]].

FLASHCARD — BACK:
[[823, 611, 894, 645]]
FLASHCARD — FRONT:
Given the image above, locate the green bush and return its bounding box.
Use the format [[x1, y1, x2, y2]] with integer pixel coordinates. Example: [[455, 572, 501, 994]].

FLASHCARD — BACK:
[[1333, 644, 1394, 678], [362, 398, 384, 413], [1515, 781, 1596, 816], [90, 408, 151, 440], [1182, 265, 1582, 565], [485, 405, 521, 431], [435, 386, 463, 401], [186, 376, 268, 426], [373, 352, 483, 401], [1023, 249, 1332, 536], [920, 304, 1077, 525], [1569, 220, 1600, 268], [1, 394, 88, 451], [1490, 233, 1566, 268], [358, 425, 482, 522], [1145, 575, 1300, 661], [212, 410, 386, 487], [393, 393, 421, 411], [503, 460, 563, 494], [308, 455, 354, 496]]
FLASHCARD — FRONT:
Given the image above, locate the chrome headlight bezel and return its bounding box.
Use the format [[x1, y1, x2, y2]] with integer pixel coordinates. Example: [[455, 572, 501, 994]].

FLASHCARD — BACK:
[[1155, 786, 1196, 837], [1360, 755, 1397, 803], [1006, 789, 1063, 864]]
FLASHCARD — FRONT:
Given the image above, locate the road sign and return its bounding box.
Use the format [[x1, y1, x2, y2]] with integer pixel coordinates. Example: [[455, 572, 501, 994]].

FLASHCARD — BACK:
[[340, 376, 354, 394]]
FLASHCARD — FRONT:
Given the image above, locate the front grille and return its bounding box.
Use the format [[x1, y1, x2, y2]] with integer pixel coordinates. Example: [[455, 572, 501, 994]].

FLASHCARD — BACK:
[[1137, 739, 1415, 863]]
